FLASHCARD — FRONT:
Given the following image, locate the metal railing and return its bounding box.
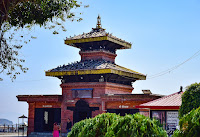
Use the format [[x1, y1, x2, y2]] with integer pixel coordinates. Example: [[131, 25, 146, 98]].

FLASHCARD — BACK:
[[0, 124, 27, 135]]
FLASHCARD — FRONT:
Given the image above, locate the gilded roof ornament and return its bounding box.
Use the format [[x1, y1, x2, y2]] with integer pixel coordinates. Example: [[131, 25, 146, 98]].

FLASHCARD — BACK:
[[96, 15, 102, 29], [92, 15, 105, 31]]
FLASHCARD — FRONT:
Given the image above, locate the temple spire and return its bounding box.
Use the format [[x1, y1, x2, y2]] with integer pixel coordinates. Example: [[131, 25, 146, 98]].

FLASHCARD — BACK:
[[92, 15, 105, 31], [96, 15, 102, 29]]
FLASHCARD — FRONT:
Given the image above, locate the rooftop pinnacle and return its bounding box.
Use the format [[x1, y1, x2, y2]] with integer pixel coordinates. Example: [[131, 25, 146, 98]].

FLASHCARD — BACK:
[[96, 15, 102, 29]]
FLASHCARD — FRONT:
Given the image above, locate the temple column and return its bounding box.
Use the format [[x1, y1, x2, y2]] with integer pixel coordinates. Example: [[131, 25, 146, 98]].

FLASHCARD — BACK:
[[27, 102, 35, 135], [101, 101, 106, 113]]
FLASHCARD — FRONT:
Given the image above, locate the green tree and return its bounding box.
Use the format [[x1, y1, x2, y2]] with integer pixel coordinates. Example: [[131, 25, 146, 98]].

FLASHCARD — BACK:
[[68, 113, 167, 137], [179, 83, 200, 117], [0, 0, 86, 81], [173, 107, 200, 137]]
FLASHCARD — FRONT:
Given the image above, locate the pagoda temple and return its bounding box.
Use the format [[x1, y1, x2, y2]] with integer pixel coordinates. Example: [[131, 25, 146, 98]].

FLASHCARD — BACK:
[[17, 15, 162, 135]]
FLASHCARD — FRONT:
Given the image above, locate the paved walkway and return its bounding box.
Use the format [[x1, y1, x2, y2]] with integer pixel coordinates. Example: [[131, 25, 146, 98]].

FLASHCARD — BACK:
[[0, 133, 27, 137]]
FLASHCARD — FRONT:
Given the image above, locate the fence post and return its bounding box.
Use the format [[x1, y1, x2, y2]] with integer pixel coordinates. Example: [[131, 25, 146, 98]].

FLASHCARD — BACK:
[[3, 124, 5, 132]]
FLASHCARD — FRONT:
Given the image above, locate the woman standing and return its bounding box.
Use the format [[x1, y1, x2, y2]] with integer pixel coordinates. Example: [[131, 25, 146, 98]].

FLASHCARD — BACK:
[[53, 122, 60, 137]]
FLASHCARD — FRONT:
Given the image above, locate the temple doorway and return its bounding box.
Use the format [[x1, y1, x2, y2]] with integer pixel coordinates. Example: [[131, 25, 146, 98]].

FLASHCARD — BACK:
[[34, 108, 61, 132], [73, 100, 92, 123]]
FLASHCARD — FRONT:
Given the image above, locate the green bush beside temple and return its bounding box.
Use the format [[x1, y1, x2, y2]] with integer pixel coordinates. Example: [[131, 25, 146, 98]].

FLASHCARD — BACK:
[[67, 113, 167, 137], [173, 107, 200, 137], [179, 83, 200, 118]]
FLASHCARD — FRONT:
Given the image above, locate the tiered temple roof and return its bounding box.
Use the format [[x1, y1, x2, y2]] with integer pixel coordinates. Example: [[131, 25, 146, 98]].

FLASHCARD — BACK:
[[46, 15, 146, 83], [65, 15, 131, 50], [65, 28, 131, 49], [46, 59, 146, 80]]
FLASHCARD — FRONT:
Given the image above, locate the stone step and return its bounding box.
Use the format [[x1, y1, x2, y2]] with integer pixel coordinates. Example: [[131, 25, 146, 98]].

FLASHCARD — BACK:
[[29, 132, 67, 137]]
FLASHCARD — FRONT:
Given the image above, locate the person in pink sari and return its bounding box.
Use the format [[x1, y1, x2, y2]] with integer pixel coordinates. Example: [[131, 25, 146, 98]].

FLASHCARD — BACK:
[[53, 122, 60, 137]]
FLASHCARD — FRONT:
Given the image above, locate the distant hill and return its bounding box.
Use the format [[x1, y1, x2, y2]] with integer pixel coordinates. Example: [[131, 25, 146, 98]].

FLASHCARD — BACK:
[[0, 119, 13, 126]]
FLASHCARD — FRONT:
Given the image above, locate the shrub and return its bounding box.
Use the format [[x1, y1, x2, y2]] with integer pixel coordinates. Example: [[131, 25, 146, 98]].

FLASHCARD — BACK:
[[179, 83, 200, 118], [67, 113, 167, 137], [173, 107, 200, 137]]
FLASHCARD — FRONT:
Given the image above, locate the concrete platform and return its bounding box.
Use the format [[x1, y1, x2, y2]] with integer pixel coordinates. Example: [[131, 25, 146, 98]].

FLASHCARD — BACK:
[[0, 132, 27, 137]]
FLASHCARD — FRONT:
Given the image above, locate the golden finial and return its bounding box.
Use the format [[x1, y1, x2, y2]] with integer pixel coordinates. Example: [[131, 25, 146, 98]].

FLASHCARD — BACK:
[[96, 14, 102, 29]]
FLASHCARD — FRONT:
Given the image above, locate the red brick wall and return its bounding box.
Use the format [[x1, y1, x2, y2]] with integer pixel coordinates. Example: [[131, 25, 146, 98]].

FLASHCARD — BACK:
[[27, 103, 35, 135], [106, 101, 147, 109], [104, 83, 133, 94], [60, 82, 133, 132], [79, 51, 117, 62], [27, 101, 61, 135], [23, 82, 161, 135]]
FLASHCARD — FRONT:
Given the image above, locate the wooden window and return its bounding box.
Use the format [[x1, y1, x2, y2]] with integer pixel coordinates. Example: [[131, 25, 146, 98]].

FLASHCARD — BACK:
[[72, 88, 93, 98]]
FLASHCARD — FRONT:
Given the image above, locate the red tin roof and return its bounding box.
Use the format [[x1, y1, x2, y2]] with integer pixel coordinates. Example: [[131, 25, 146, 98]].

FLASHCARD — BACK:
[[136, 91, 183, 110]]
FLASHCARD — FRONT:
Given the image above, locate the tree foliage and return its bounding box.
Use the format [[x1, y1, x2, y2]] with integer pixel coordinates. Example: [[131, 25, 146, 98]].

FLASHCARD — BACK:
[[68, 113, 167, 137], [173, 107, 200, 137], [179, 83, 200, 117], [0, 0, 86, 80], [0, 24, 28, 81]]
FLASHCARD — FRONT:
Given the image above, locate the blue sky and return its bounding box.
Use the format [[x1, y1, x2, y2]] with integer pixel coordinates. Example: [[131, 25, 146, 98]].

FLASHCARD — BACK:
[[1, 0, 200, 124]]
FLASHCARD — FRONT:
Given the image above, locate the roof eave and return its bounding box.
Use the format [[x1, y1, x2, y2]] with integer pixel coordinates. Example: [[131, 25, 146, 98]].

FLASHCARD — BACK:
[[65, 36, 132, 49], [45, 69, 146, 80], [16, 95, 62, 102], [135, 106, 180, 110]]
